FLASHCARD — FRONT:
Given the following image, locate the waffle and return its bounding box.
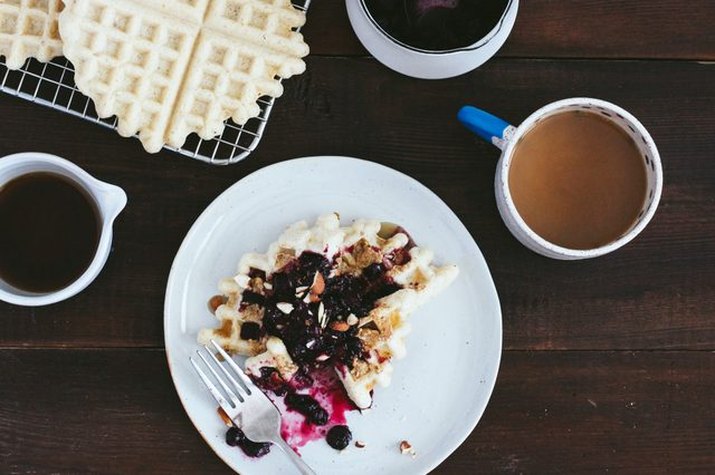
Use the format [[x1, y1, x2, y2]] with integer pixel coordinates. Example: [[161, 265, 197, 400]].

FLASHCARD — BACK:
[[59, 0, 308, 153], [198, 214, 459, 409], [0, 0, 63, 70]]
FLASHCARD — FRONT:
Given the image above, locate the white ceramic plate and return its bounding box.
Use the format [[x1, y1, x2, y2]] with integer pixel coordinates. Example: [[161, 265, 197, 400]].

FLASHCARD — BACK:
[[164, 156, 502, 474]]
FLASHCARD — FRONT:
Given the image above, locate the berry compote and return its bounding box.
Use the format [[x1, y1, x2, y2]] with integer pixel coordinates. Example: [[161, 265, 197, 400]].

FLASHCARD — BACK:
[[364, 0, 509, 51], [228, 238, 408, 457]]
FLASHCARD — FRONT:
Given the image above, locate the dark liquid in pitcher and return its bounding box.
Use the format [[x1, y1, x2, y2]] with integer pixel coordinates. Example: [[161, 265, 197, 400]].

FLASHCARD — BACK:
[[364, 0, 509, 51], [0, 172, 100, 293]]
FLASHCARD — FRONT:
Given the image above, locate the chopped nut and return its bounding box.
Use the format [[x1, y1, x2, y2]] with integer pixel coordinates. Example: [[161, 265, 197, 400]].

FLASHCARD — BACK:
[[263, 282, 273, 290], [353, 238, 381, 268], [249, 277, 265, 292], [306, 339, 316, 349], [399, 440, 415, 456], [347, 314, 358, 326], [276, 302, 294, 314], [208, 295, 226, 314], [330, 321, 350, 332], [310, 272, 325, 302], [355, 440, 366, 448], [275, 247, 296, 269], [217, 407, 233, 427]]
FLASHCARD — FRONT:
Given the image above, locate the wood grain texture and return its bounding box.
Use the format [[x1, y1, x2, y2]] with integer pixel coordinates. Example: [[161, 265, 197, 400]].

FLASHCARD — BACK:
[[303, 1, 715, 60], [0, 57, 713, 351], [1, 3, 713, 473], [1, 349, 712, 474]]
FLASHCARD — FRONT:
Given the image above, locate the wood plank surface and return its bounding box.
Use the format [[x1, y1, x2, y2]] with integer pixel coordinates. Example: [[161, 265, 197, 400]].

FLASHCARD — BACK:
[[1, 1, 714, 473], [304, 1, 715, 60], [1, 349, 712, 474], [0, 57, 713, 351]]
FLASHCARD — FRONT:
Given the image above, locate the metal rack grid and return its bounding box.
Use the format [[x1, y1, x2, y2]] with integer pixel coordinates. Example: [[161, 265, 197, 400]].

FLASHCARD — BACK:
[[0, 0, 310, 166]]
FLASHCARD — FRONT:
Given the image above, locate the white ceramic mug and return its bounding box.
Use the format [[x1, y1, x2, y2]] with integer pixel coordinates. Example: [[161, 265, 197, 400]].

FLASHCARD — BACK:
[[458, 97, 663, 260], [0, 152, 127, 306], [346, 0, 519, 79]]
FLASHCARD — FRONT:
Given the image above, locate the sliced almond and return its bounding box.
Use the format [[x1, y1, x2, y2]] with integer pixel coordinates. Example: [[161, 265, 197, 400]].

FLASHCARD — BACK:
[[310, 271, 325, 296], [276, 302, 294, 314], [355, 440, 366, 448], [347, 314, 358, 326], [330, 321, 350, 332], [263, 282, 273, 290]]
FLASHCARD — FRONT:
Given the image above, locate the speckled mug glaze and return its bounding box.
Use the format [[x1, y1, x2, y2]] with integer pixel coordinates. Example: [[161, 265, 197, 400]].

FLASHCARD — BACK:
[[459, 98, 663, 260]]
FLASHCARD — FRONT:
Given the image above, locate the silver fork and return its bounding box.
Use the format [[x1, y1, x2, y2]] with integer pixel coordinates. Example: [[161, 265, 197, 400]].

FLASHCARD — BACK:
[[190, 339, 316, 475]]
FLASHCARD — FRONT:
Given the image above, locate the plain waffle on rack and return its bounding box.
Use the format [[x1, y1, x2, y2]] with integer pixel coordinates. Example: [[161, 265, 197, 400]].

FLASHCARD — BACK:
[[0, 0, 63, 70], [59, 0, 309, 153]]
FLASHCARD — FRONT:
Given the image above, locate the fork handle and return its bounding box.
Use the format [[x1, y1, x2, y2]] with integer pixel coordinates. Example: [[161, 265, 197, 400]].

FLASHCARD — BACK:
[[272, 436, 316, 475]]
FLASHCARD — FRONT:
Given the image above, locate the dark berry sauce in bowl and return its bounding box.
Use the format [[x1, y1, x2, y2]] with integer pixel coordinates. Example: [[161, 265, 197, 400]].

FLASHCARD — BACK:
[[363, 0, 510, 52]]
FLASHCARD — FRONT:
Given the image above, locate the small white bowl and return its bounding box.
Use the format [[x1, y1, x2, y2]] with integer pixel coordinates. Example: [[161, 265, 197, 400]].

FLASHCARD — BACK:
[[0, 152, 127, 306], [346, 0, 519, 79]]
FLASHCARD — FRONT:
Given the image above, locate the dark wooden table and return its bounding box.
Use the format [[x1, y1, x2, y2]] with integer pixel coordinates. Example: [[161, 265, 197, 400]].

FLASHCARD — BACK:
[[2, 2, 714, 473]]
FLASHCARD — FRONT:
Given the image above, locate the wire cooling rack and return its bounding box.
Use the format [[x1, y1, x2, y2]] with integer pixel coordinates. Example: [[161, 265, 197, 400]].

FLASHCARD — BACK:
[[0, 0, 310, 166]]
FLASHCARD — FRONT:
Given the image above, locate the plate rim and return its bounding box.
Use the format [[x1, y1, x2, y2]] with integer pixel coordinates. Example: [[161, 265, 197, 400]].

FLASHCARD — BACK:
[[164, 155, 503, 474]]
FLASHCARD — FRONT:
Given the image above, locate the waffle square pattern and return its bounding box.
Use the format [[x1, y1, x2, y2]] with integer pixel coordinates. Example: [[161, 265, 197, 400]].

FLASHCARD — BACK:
[[198, 214, 459, 409], [0, 0, 64, 70], [59, 0, 309, 153]]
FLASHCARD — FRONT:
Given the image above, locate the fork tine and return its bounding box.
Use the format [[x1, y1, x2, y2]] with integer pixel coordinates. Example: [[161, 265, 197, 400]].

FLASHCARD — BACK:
[[189, 356, 234, 416], [210, 339, 255, 395], [203, 345, 250, 401], [196, 350, 243, 405]]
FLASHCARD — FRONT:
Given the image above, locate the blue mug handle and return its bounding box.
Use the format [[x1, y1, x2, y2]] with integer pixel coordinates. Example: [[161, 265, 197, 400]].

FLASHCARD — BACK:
[[457, 105, 515, 150]]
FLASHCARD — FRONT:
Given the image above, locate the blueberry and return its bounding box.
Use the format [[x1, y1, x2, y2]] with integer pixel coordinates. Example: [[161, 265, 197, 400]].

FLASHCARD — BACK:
[[239, 438, 271, 458], [225, 426, 244, 447], [226, 426, 271, 458], [285, 393, 329, 426], [326, 425, 352, 450]]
